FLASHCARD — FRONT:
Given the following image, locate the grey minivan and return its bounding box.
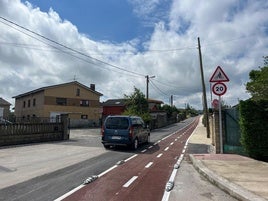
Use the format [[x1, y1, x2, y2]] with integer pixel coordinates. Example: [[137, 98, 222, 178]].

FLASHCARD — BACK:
[[101, 115, 150, 150]]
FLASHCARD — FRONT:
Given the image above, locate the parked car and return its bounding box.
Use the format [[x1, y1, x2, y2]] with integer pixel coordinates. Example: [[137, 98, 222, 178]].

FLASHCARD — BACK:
[[101, 115, 150, 150]]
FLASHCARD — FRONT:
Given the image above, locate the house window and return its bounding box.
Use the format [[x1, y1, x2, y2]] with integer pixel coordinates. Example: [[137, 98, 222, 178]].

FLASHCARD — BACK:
[[81, 115, 88, 119], [23, 101, 26, 108], [28, 100, 31, 107], [33, 98, 36, 107], [76, 88, 80, 96], [56, 98, 67, 106], [80, 100, 89, 107]]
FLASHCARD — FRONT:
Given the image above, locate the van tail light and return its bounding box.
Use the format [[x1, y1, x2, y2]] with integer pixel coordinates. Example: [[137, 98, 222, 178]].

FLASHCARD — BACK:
[[129, 126, 134, 138], [101, 126, 104, 137]]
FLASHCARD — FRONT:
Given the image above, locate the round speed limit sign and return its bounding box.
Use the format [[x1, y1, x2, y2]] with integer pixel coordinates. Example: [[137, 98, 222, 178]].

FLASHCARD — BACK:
[[212, 82, 227, 96]]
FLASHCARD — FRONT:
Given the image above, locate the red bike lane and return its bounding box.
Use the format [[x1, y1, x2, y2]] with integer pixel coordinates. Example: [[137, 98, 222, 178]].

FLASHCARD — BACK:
[[61, 117, 199, 201]]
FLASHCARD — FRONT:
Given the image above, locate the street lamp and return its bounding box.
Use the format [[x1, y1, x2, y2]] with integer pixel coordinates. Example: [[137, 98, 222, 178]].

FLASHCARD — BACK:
[[146, 75, 155, 100]]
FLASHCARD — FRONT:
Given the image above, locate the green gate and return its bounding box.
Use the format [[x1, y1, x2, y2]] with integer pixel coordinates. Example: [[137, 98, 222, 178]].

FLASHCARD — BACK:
[[223, 108, 245, 154]]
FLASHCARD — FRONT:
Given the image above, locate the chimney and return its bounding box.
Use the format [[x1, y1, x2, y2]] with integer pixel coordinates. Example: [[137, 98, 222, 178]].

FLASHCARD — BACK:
[[90, 84, 95, 91]]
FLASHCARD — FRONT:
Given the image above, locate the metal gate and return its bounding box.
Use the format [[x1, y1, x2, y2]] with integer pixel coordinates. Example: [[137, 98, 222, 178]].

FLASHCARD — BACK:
[[224, 108, 244, 154]]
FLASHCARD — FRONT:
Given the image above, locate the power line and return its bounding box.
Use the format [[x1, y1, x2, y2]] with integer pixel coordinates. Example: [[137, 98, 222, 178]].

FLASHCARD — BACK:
[[149, 79, 169, 97], [0, 16, 145, 77]]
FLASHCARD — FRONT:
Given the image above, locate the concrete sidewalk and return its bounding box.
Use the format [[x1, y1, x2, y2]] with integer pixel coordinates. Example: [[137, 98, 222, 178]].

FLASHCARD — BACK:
[[171, 118, 268, 201]]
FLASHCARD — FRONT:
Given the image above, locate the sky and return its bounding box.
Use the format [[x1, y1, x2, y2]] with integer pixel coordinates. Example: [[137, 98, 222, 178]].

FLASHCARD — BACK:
[[0, 0, 268, 110]]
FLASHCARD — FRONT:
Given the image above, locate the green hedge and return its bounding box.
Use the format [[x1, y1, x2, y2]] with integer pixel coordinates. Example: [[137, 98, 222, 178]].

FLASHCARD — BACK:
[[239, 99, 268, 161]]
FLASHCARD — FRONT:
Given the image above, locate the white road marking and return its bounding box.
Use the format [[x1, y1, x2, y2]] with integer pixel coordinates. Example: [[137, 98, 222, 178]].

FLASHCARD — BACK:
[[170, 142, 174, 145], [54, 185, 84, 201], [148, 146, 153, 149], [123, 176, 138, 188], [98, 165, 117, 177], [157, 153, 163, 158], [145, 162, 153, 168], [164, 147, 169, 151], [55, 153, 139, 200], [141, 149, 147, 153], [162, 118, 199, 201], [124, 154, 137, 162]]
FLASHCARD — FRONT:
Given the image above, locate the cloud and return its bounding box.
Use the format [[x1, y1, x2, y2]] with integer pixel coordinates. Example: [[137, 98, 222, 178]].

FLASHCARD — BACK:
[[0, 0, 267, 111], [128, 0, 171, 28]]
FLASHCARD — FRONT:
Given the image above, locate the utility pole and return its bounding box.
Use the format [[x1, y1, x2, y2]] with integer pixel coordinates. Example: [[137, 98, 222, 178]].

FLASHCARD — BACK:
[[145, 75, 155, 100], [146, 75, 149, 100], [198, 37, 210, 138]]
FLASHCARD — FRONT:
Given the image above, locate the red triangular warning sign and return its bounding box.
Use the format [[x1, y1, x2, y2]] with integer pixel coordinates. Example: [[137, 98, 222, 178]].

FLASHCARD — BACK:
[[209, 66, 229, 82]]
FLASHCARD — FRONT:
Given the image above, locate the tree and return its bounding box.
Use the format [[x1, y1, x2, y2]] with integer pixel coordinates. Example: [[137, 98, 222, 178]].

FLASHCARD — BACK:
[[185, 103, 198, 117], [123, 87, 151, 123], [160, 104, 178, 118], [246, 56, 268, 101]]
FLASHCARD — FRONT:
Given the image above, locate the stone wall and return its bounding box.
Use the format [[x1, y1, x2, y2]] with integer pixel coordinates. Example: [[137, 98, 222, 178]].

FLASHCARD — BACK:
[[211, 111, 226, 153], [0, 114, 69, 146]]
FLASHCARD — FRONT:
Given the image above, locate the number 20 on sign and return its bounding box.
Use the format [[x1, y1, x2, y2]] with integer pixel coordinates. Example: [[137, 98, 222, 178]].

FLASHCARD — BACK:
[[212, 82, 227, 96]]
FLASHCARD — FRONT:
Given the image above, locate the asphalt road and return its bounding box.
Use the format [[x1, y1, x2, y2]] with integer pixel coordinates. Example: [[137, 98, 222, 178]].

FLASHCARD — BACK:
[[61, 118, 199, 201], [0, 119, 192, 201], [0, 117, 236, 201]]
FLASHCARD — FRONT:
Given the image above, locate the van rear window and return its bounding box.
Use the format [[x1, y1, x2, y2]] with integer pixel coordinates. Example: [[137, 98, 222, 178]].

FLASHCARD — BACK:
[[105, 117, 129, 129]]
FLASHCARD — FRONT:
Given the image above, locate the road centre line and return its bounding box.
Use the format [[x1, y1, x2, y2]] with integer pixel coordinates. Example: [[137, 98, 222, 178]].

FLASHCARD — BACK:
[[157, 153, 163, 158], [164, 147, 169, 151], [141, 149, 147, 153], [148, 145, 153, 149], [145, 162, 153, 168], [170, 142, 174, 145], [123, 176, 138, 188]]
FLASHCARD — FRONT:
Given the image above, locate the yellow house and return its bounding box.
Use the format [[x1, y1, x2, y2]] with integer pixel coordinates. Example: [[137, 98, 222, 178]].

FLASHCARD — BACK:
[[13, 81, 103, 126]]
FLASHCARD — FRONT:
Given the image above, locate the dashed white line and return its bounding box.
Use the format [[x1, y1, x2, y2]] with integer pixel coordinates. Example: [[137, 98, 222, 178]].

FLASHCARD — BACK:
[[123, 176, 138, 188], [55, 153, 139, 200], [170, 142, 174, 145], [141, 149, 147, 153], [164, 147, 169, 151], [157, 153, 163, 158], [145, 162, 153, 168]]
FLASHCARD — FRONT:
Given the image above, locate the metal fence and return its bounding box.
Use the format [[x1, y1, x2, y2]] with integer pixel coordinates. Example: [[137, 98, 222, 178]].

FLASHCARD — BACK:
[[223, 108, 245, 154]]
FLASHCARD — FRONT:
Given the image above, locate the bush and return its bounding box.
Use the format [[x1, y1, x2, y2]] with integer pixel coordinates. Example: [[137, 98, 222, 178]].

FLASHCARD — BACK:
[[239, 99, 268, 161]]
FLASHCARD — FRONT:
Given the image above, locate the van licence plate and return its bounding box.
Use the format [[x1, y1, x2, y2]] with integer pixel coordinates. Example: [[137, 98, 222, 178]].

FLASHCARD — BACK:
[[112, 136, 121, 140]]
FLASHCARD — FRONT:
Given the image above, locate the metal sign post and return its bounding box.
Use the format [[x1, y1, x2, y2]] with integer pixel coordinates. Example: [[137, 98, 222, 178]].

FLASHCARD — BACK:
[[210, 66, 230, 154], [218, 95, 223, 153]]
